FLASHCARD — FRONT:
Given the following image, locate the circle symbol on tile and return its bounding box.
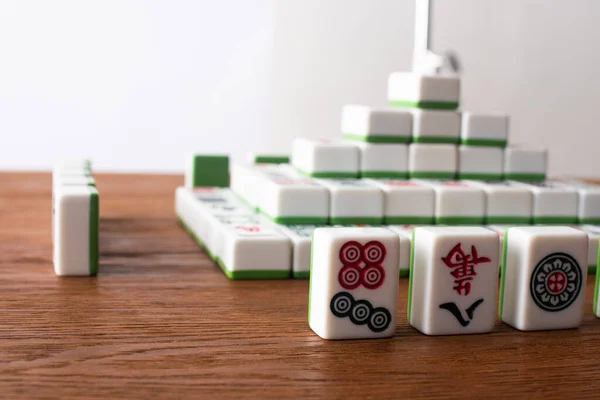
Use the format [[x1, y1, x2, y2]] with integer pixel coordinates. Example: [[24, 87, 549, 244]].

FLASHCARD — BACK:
[[530, 252, 582, 312], [363, 241, 386, 264], [330, 292, 354, 318], [339, 241, 363, 264], [361, 264, 385, 289], [349, 300, 372, 325], [368, 307, 392, 333], [338, 264, 362, 289]]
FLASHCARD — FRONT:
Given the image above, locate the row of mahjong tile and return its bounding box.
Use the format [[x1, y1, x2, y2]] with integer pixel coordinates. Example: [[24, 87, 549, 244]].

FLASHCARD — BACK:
[[230, 164, 600, 226], [309, 225, 596, 339], [175, 186, 600, 280], [52, 160, 99, 276], [291, 139, 546, 181]]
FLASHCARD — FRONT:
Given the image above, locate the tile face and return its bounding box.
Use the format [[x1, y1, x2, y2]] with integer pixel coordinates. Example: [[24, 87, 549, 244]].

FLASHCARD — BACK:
[[387, 72, 460, 110], [408, 143, 457, 179], [386, 225, 415, 277], [54, 185, 99, 276], [554, 180, 600, 224], [503, 147, 547, 181], [316, 179, 383, 224], [460, 113, 509, 147], [309, 227, 400, 339], [499, 226, 588, 331], [574, 225, 600, 273], [508, 181, 578, 224], [365, 179, 435, 224], [416, 180, 485, 225], [458, 146, 504, 180], [292, 138, 359, 178], [355, 142, 408, 178], [277, 224, 321, 279], [341, 104, 412, 143], [411, 109, 461, 144], [409, 227, 499, 335], [185, 154, 229, 188], [464, 181, 532, 224]]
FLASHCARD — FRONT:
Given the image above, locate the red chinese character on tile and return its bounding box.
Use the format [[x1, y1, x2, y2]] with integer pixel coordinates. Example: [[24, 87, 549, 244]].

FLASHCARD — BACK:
[[236, 226, 261, 232], [441, 243, 491, 296], [387, 181, 418, 187]]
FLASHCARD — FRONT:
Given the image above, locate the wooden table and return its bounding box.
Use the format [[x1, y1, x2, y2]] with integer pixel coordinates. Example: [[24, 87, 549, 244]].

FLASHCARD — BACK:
[[2, 172, 600, 399]]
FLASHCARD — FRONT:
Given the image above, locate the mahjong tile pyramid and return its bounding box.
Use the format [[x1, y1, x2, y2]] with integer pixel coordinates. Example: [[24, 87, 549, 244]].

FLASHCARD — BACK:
[[175, 71, 600, 281]]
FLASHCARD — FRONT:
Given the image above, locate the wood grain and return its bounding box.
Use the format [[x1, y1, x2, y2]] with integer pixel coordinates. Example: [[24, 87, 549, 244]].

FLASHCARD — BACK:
[[1, 172, 600, 399]]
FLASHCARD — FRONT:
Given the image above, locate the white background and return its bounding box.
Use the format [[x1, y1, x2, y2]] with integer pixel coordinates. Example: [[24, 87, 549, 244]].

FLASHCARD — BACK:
[[1, 0, 599, 177]]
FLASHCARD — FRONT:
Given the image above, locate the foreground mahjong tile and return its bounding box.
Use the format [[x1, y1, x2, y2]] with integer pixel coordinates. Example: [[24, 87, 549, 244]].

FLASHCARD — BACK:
[[355, 142, 408, 178], [341, 105, 412, 143], [458, 146, 503, 180], [53, 185, 99, 276], [257, 174, 329, 225], [277, 225, 321, 279], [575, 225, 600, 274], [246, 153, 290, 164], [554, 180, 600, 224], [503, 147, 547, 181], [499, 226, 587, 331], [386, 225, 414, 277], [411, 109, 460, 144], [185, 154, 229, 188], [408, 227, 499, 335], [387, 72, 460, 110], [416, 180, 485, 225], [460, 113, 509, 147], [408, 143, 457, 179], [316, 179, 383, 224], [292, 138, 359, 178], [464, 181, 532, 224], [309, 227, 399, 339], [365, 179, 434, 224], [509, 181, 578, 224]]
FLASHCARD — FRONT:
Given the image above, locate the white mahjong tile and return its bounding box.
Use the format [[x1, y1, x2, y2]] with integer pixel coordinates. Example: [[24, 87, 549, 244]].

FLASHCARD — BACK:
[[573, 225, 600, 273], [485, 225, 514, 271], [411, 109, 461, 144], [53, 185, 99, 276], [230, 163, 282, 208], [365, 179, 435, 224], [457, 145, 503, 180], [503, 147, 547, 181], [499, 226, 588, 331], [354, 142, 408, 178], [386, 225, 414, 277], [292, 138, 359, 178], [341, 104, 412, 143], [553, 180, 600, 224], [316, 179, 383, 225], [464, 180, 533, 224], [277, 224, 322, 279], [415, 180, 485, 225], [408, 143, 457, 179], [508, 181, 578, 224], [309, 227, 400, 339], [460, 113, 508, 147], [387, 72, 460, 109], [409, 227, 499, 335]]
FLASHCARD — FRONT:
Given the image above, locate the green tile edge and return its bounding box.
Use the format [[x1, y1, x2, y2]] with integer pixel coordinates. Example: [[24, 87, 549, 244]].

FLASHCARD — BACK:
[[360, 171, 408, 179], [258, 209, 328, 225], [295, 168, 359, 179], [409, 172, 456, 180], [533, 217, 578, 225], [384, 216, 434, 225], [88, 190, 99, 276], [294, 271, 310, 279], [412, 136, 459, 144], [399, 269, 409, 278], [486, 216, 532, 224], [458, 173, 503, 181], [461, 138, 507, 147], [389, 100, 459, 110], [505, 173, 546, 182], [436, 217, 485, 225], [192, 155, 230, 188], [343, 133, 410, 143], [407, 228, 416, 324], [580, 218, 600, 225], [588, 265, 596, 274], [498, 227, 510, 319], [253, 155, 290, 164], [330, 217, 383, 225]]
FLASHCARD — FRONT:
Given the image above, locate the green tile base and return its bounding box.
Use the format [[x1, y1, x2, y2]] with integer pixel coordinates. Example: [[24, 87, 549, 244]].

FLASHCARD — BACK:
[[330, 217, 383, 225], [258, 209, 328, 225], [498, 228, 510, 318], [504, 173, 546, 182], [295, 168, 358, 179], [486, 216, 532, 224], [191, 155, 229, 188], [88, 190, 99, 276], [360, 171, 408, 179], [436, 217, 485, 225], [533, 217, 578, 225], [580, 218, 600, 225], [461, 138, 507, 147], [384, 216, 434, 225], [343, 133, 410, 143], [458, 173, 503, 181], [253, 155, 290, 164], [400, 270, 409, 278], [409, 171, 456, 179], [412, 136, 459, 144], [217, 259, 290, 280], [406, 229, 416, 323], [293, 271, 310, 279], [588, 265, 596, 274], [390, 100, 459, 110]]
